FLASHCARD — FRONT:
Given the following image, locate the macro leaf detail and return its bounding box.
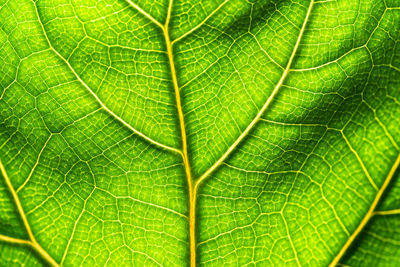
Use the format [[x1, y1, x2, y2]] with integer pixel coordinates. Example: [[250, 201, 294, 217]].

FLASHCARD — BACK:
[[0, 0, 400, 266]]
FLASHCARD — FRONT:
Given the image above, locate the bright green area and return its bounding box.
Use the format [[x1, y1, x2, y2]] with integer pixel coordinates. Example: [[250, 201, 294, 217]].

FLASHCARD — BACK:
[[0, 0, 400, 266]]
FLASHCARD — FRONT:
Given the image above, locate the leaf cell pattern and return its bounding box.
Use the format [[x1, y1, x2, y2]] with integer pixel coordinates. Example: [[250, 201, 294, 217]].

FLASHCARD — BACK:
[[0, 0, 400, 266]]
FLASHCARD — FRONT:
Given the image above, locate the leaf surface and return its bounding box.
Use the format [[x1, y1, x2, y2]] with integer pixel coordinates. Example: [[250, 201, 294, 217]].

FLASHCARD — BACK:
[[0, 0, 400, 266]]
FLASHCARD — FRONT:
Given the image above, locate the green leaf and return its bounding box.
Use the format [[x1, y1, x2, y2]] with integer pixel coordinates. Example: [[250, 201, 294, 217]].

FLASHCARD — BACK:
[[340, 168, 400, 267], [0, 0, 399, 266]]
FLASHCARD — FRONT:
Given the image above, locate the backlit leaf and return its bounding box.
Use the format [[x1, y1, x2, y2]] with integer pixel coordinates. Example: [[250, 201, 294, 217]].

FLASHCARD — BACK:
[[1, 0, 400, 266]]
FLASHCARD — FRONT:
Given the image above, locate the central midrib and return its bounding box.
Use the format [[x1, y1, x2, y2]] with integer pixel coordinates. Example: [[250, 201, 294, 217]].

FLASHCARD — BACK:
[[162, 1, 316, 266], [162, 3, 197, 266], [34, 0, 318, 265]]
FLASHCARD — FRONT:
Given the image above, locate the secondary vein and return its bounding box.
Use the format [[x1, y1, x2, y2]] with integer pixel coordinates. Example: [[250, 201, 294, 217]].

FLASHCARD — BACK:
[[171, 0, 230, 45], [329, 152, 400, 266], [0, 234, 31, 246], [125, 0, 164, 29], [195, 0, 315, 189], [32, 0, 180, 155], [0, 160, 59, 267], [373, 209, 400, 216]]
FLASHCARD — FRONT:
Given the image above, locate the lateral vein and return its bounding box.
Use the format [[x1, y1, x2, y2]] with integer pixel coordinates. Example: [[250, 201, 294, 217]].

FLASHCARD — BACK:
[[373, 209, 400, 216], [31, 0, 181, 155], [171, 0, 230, 45], [329, 152, 400, 266], [0, 160, 59, 266], [340, 131, 378, 191], [16, 134, 53, 193], [195, 0, 315, 188], [0, 234, 31, 246], [125, 0, 164, 29]]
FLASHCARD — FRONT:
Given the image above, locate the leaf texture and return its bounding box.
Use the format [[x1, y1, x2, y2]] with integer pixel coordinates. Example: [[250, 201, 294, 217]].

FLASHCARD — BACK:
[[0, 0, 400, 266]]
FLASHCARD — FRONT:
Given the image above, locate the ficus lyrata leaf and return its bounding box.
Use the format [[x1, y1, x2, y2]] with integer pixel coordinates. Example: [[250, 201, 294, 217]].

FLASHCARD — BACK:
[[0, 0, 400, 266]]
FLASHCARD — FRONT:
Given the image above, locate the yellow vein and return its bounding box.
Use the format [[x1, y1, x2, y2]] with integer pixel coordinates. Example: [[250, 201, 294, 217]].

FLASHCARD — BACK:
[[290, 46, 365, 72], [60, 188, 95, 265], [340, 131, 378, 191], [0, 160, 59, 267], [250, 32, 285, 70], [329, 152, 400, 266], [373, 209, 400, 216], [16, 134, 52, 193], [195, 0, 315, 188], [125, 0, 164, 29], [321, 187, 350, 236], [281, 213, 301, 266], [164, 1, 196, 266], [0, 161, 35, 242], [112, 194, 189, 219], [31, 0, 181, 156], [171, 0, 230, 45], [0, 234, 31, 246]]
